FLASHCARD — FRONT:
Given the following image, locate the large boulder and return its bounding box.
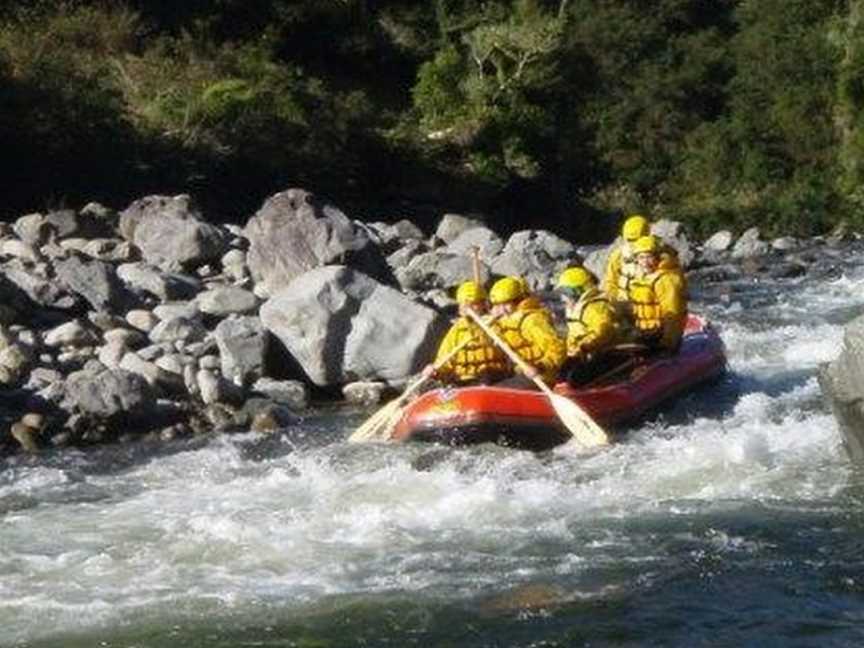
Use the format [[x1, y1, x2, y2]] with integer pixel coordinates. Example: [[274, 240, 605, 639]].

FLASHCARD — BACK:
[[819, 314, 864, 461], [61, 368, 157, 420], [119, 195, 228, 271], [244, 188, 392, 297], [489, 230, 579, 290], [395, 250, 491, 291], [260, 266, 445, 386]]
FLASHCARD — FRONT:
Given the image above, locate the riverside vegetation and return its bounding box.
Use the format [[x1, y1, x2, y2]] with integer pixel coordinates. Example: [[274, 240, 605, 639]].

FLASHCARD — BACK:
[[3, 0, 864, 238]]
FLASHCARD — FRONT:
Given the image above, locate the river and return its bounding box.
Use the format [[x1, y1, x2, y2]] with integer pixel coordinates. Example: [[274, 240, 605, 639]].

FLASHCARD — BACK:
[[4, 251, 864, 647]]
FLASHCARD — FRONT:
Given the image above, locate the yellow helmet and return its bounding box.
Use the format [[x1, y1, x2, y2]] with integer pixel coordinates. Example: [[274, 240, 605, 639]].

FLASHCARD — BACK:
[[489, 276, 526, 305], [557, 267, 595, 293], [622, 214, 650, 242], [455, 280, 486, 305], [632, 234, 660, 255]]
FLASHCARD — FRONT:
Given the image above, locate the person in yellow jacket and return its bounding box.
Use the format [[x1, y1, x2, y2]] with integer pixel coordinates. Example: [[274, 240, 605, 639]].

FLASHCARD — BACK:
[[423, 281, 511, 385], [603, 214, 681, 302], [488, 276, 566, 386], [626, 235, 688, 352], [557, 267, 621, 360], [556, 266, 626, 384]]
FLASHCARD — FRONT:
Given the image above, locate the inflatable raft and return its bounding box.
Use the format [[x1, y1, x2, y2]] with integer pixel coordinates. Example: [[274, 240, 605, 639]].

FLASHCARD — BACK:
[[390, 315, 726, 450]]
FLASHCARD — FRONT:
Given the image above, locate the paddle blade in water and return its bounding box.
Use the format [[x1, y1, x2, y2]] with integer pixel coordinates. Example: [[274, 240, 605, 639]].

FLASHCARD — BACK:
[[348, 398, 404, 443], [548, 393, 609, 447]]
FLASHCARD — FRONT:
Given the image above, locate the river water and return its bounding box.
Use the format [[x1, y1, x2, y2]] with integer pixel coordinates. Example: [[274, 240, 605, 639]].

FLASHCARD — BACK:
[[5, 251, 864, 647]]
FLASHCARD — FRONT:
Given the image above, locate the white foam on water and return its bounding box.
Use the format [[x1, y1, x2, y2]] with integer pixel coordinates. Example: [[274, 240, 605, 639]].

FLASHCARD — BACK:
[[4, 263, 864, 644]]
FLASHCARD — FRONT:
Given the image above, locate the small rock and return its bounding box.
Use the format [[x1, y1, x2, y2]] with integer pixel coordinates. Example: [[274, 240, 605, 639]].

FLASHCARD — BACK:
[[10, 422, 39, 453], [343, 381, 387, 406]]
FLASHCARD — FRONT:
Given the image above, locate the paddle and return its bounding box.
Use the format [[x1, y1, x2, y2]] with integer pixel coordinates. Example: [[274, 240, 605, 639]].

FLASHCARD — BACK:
[[471, 245, 483, 287], [348, 313, 497, 443], [466, 309, 609, 448]]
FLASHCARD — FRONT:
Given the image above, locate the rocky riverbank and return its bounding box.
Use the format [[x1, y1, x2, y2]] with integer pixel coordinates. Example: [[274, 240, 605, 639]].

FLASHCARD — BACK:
[[0, 187, 857, 455]]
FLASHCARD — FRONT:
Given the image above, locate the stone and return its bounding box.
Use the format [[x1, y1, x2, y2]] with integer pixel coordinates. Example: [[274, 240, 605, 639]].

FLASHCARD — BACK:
[[126, 310, 159, 333], [120, 194, 228, 270], [195, 287, 258, 316], [44, 321, 96, 348], [212, 316, 267, 386], [435, 213, 486, 244], [343, 381, 386, 406], [260, 265, 445, 387], [251, 378, 308, 409], [244, 188, 391, 298]]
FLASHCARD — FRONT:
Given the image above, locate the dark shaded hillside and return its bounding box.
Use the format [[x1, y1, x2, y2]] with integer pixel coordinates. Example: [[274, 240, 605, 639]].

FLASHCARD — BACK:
[[0, 0, 861, 240]]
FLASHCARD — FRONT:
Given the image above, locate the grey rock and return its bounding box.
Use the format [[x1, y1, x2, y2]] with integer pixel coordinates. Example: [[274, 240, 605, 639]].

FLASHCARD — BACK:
[[120, 351, 187, 396], [396, 251, 490, 291], [652, 219, 695, 268], [55, 255, 133, 312], [251, 377, 308, 409], [213, 316, 267, 386], [104, 327, 146, 348], [343, 381, 386, 406], [386, 239, 426, 271], [121, 195, 228, 270], [196, 287, 258, 316], [0, 239, 40, 262], [244, 188, 391, 298], [260, 265, 444, 387], [220, 249, 248, 281], [435, 213, 485, 244], [61, 368, 157, 419], [126, 309, 159, 332], [820, 313, 864, 461], [703, 230, 734, 252], [149, 316, 206, 345], [153, 301, 200, 322], [731, 227, 771, 260], [13, 213, 53, 246], [445, 226, 505, 258], [197, 369, 243, 405], [44, 321, 96, 348], [98, 341, 127, 369], [117, 262, 203, 302], [2, 263, 78, 311], [771, 236, 800, 252]]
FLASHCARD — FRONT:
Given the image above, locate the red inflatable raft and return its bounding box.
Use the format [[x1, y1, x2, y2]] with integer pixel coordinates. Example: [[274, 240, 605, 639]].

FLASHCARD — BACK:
[[390, 314, 726, 450]]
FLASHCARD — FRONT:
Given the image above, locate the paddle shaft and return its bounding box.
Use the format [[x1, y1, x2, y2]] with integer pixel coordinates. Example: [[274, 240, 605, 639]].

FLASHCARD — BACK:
[[471, 245, 482, 287]]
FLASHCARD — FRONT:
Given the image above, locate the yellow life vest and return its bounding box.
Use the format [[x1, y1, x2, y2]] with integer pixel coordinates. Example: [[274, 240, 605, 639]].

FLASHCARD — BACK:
[[606, 241, 681, 301], [494, 300, 566, 383], [434, 318, 511, 383], [627, 269, 687, 349], [565, 287, 619, 356]]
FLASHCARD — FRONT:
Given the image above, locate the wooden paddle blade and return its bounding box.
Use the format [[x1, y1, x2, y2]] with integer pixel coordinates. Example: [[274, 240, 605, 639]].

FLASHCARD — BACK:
[[348, 399, 404, 443], [548, 393, 609, 447]]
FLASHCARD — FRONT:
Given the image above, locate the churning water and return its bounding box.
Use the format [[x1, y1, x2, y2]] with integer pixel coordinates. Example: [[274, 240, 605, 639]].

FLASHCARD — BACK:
[[5, 255, 864, 647]]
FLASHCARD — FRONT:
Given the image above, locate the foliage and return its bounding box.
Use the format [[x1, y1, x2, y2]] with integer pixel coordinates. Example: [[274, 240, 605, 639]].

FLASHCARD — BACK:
[[0, 0, 861, 237]]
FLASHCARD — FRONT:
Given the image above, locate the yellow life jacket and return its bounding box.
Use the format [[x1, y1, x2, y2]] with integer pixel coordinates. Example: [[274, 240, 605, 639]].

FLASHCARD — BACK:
[[627, 269, 687, 349], [565, 287, 619, 356], [606, 241, 681, 301], [434, 318, 511, 383], [494, 300, 566, 383]]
